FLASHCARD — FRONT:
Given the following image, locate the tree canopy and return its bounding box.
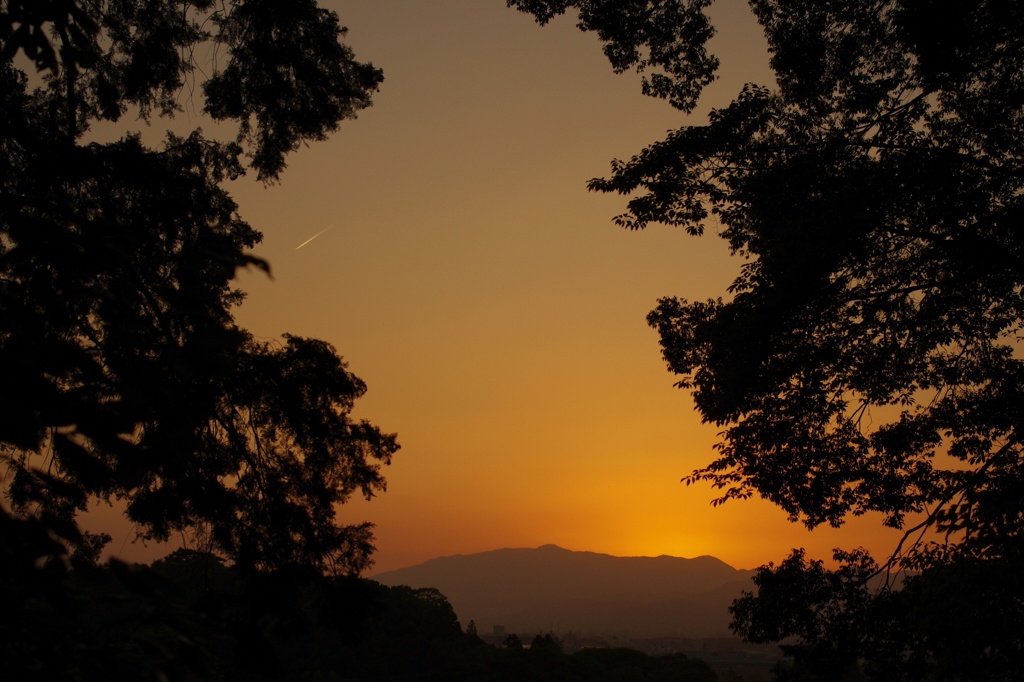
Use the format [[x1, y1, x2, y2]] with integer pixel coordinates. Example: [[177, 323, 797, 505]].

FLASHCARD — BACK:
[[521, 0, 1024, 677], [508, 0, 718, 112], [0, 0, 395, 575]]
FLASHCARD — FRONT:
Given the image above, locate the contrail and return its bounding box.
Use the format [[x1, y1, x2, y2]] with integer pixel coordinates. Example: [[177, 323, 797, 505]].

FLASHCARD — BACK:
[[295, 226, 330, 250]]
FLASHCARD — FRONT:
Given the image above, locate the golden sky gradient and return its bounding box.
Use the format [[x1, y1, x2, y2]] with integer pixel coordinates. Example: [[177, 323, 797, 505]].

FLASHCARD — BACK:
[[87, 0, 909, 573]]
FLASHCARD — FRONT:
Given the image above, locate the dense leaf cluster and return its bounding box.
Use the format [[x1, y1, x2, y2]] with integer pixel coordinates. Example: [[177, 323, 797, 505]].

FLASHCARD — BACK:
[[732, 548, 1024, 680], [524, 0, 1024, 677], [0, 0, 393, 575], [507, 0, 718, 112], [608, 0, 1024, 563]]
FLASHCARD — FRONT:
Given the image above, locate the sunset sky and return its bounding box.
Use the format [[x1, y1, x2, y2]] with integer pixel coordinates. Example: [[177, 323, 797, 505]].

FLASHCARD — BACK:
[[91, 0, 908, 573]]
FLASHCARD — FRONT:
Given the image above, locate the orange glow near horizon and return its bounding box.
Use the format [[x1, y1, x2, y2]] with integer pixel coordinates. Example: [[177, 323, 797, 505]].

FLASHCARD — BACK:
[[81, 0, 911, 575]]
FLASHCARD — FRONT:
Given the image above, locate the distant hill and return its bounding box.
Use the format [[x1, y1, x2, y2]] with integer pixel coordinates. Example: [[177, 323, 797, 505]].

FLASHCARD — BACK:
[[372, 545, 756, 638]]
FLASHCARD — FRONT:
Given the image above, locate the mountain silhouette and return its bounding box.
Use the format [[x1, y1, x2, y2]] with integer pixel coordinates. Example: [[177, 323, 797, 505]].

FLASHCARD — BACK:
[[372, 545, 756, 638]]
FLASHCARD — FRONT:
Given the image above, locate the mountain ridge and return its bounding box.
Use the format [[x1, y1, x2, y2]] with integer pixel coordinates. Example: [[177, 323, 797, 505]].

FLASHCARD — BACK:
[[372, 545, 756, 638]]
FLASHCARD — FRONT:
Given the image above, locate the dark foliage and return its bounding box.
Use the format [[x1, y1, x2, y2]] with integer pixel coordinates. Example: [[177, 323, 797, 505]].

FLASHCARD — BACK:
[[524, 0, 1024, 678], [508, 0, 718, 113], [3, 545, 719, 681], [0, 516, 220, 680], [0, 543, 470, 681], [1, 1, 393, 575]]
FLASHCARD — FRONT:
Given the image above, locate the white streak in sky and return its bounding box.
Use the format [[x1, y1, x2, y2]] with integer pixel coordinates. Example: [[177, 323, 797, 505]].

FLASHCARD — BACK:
[[295, 227, 330, 250]]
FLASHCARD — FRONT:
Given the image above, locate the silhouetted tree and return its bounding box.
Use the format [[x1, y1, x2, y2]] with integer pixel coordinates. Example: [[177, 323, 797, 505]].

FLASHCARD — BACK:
[[530, 632, 563, 656], [0, 1, 394, 575], [507, 0, 717, 113], [518, 0, 1024, 678]]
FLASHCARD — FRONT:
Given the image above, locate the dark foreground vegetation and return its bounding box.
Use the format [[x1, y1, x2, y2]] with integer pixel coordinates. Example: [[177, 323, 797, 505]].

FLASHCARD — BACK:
[[2, 545, 718, 681], [4, 1, 1023, 679]]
